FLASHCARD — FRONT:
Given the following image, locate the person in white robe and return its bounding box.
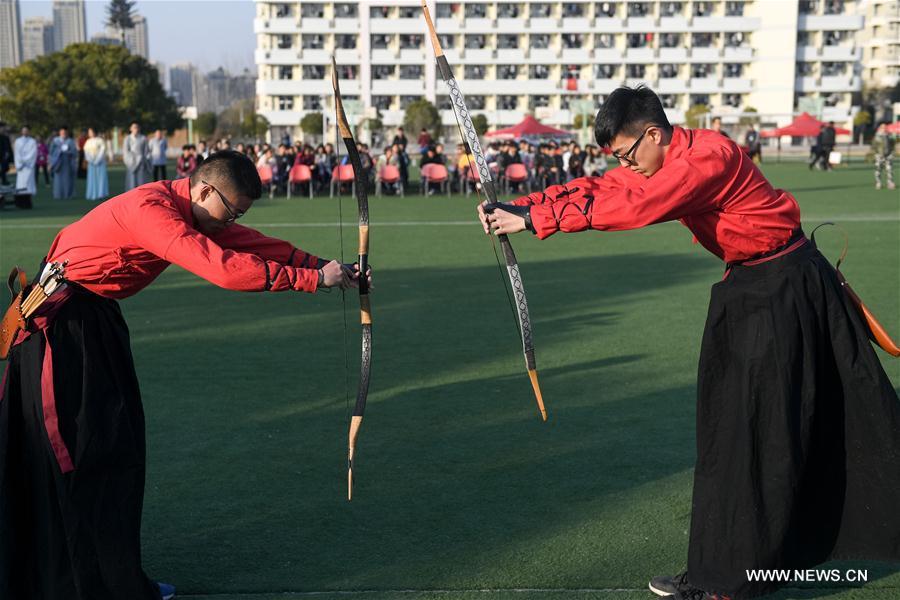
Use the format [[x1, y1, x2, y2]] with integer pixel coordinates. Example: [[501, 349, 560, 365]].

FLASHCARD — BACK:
[[123, 122, 150, 191], [13, 126, 37, 196], [84, 128, 110, 201]]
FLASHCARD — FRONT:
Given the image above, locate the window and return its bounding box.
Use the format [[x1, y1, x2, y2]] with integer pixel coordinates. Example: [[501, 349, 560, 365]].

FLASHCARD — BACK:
[[372, 35, 391, 50], [468, 96, 487, 109], [373, 65, 395, 79], [301, 4, 323, 18], [465, 3, 487, 18], [372, 96, 392, 110], [438, 34, 455, 49], [822, 62, 847, 76], [660, 33, 681, 48], [595, 33, 615, 48], [337, 65, 358, 79], [530, 3, 552, 18], [797, 31, 812, 46], [628, 2, 650, 17], [498, 95, 518, 110], [692, 63, 714, 77], [824, 31, 848, 46], [530, 65, 551, 79], [563, 34, 584, 49], [796, 62, 815, 76], [690, 94, 711, 106], [464, 65, 486, 79], [436, 95, 451, 110], [596, 2, 617, 18], [498, 4, 520, 18], [823, 93, 842, 107], [303, 65, 325, 79], [660, 94, 678, 108], [693, 1, 711, 16], [529, 95, 550, 109], [400, 95, 421, 109], [466, 35, 486, 49], [626, 64, 646, 78], [400, 35, 422, 49], [370, 6, 391, 18], [799, 1, 817, 14], [564, 66, 581, 79], [660, 2, 683, 16], [531, 34, 551, 49], [302, 35, 324, 49], [660, 64, 679, 78], [399, 65, 423, 79], [278, 96, 294, 110], [303, 96, 322, 110], [399, 6, 420, 18], [725, 2, 744, 16], [499, 34, 519, 49], [274, 3, 291, 18], [725, 32, 746, 47], [498, 65, 519, 79], [334, 3, 357, 18], [336, 35, 357, 50], [278, 65, 293, 80], [627, 33, 650, 48], [595, 64, 617, 78], [723, 94, 741, 108], [724, 63, 743, 77], [564, 3, 584, 17], [276, 34, 292, 50], [692, 33, 716, 48]]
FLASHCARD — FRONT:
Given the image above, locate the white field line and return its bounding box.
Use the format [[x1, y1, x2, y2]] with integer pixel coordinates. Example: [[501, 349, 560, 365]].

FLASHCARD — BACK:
[[179, 588, 646, 597], [1, 214, 898, 230]]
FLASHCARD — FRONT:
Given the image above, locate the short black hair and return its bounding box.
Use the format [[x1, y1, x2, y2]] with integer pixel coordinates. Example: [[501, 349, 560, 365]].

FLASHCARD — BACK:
[[190, 150, 262, 200], [594, 85, 672, 148]]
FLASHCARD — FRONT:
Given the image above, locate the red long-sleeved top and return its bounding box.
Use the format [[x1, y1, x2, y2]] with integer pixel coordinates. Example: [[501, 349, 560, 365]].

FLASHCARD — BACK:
[[46, 178, 321, 299], [511, 127, 801, 263]]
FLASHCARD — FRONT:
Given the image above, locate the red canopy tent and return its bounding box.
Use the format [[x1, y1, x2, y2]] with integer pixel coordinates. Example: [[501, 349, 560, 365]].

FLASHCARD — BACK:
[[760, 112, 850, 138], [885, 121, 900, 134], [484, 115, 572, 140]]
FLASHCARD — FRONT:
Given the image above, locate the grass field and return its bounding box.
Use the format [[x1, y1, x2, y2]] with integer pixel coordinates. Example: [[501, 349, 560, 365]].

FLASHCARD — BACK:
[[0, 162, 898, 600]]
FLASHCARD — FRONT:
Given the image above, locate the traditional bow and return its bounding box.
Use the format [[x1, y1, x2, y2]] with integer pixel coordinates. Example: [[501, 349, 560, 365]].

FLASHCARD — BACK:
[[332, 58, 373, 500], [421, 2, 547, 421]]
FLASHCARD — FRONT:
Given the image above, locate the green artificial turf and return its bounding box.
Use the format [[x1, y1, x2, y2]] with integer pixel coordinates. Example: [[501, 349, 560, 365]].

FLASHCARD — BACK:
[[0, 162, 897, 599]]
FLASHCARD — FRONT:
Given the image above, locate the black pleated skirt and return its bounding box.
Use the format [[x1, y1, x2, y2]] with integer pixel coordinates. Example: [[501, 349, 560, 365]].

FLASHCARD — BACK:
[[0, 288, 160, 600], [688, 241, 900, 598]]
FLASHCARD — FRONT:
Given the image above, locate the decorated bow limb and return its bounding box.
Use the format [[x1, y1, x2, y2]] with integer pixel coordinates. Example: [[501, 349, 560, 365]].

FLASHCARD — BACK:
[[332, 57, 373, 500], [421, 2, 547, 421]]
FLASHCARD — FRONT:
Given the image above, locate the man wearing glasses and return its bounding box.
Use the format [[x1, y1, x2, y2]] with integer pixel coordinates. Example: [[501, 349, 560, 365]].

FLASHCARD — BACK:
[[1, 150, 369, 600], [478, 86, 899, 600]]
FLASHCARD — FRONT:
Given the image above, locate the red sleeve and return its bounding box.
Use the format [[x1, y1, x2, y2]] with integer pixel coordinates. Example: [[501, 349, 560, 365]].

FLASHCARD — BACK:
[[510, 146, 734, 239], [124, 196, 319, 293], [209, 224, 321, 268]]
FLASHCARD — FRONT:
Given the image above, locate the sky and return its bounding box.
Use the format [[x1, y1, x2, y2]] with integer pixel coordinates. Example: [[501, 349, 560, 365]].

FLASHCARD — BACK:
[[19, 0, 257, 74]]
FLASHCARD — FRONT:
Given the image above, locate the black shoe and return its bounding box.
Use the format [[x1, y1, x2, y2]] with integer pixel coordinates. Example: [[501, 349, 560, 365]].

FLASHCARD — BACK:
[[649, 571, 691, 597]]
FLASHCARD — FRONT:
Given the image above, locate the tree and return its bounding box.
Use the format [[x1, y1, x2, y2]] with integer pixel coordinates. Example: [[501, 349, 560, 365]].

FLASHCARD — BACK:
[[573, 113, 592, 129], [402, 99, 441, 139], [0, 43, 182, 134], [195, 112, 217, 138], [106, 0, 136, 45], [472, 114, 489, 137], [738, 107, 760, 126], [300, 112, 323, 138], [853, 110, 872, 128], [685, 104, 710, 129], [241, 112, 269, 140]]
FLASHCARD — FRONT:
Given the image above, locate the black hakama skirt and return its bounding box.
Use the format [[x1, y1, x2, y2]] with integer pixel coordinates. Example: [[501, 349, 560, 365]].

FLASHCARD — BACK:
[[688, 240, 900, 598], [0, 288, 160, 600]]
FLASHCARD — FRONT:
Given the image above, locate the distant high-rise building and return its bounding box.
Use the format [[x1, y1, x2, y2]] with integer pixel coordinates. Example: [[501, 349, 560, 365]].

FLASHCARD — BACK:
[[23, 17, 54, 61], [0, 0, 23, 69], [52, 0, 86, 51], [90, 32, 121, 47], [151, 60, 167, 91], [125, 14, 149, 59], [196, 67, 256, 113], [170, 62, 199, 106]]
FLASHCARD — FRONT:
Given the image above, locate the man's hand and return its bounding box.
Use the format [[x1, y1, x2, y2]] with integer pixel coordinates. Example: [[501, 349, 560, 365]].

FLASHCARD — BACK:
[[319, 260, 354, 289], [344, 262, 374, 289], [477, 201, 529, 236]]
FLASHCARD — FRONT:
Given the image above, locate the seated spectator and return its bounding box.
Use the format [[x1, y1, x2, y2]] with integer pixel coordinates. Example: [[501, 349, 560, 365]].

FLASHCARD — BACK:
[[375, 146, 400, 194], [417, 128, 433, 153]]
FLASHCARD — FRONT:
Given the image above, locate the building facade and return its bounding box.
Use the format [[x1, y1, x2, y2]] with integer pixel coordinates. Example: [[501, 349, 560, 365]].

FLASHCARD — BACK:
[[52, 0, 86, 52], [0, 0, 22, 69], [23, 17, 55, 62], [125, 14, 149, 59], [860, 0, 899, 90], [170, 63, 200, 106], [254, 0, 868, 140]]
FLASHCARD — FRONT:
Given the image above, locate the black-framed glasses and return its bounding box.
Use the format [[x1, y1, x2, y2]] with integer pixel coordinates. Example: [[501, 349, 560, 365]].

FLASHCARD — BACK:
[[202, 180, 244, 223], [612, 126, 654, 167]]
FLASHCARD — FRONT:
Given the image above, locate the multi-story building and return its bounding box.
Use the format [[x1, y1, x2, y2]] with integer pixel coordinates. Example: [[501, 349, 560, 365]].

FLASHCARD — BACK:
[[170, 62, 200, 106], [0, 0, 22, 69], [196, 67, 257, 114], [52, 0, 86, 52], [23, 17, 55, 61], [254, 0, 866, 140], [125, 14, 149, 59], [860, 0, 899, 90]]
